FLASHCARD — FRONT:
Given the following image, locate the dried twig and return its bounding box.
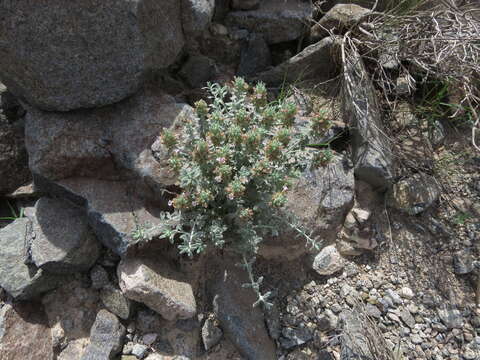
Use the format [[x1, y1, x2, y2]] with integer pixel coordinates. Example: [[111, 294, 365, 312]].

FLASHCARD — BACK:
[[349, 3, 480, 151]]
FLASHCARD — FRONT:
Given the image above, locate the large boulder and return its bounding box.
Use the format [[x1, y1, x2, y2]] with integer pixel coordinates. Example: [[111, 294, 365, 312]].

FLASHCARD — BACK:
[[32, 176, 165, 257], [25, 90, 193, 192], [256, 36, 341, 86], [342, 49, 394, 190], [0, 114, 30, 195], [0, 218, 66, 300], [226, 0, 313, 44], [118, 257, 197, 321], [260, 154, 355, 260], [211, 260, 277, 360], [0, 0, 184, 111], [30, 197, 100, 274], [80, 310, 126, 360], [0, 303, 54, 360]]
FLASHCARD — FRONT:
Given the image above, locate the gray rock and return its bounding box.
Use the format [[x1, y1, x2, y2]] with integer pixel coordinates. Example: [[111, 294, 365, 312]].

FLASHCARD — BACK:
[[312, 245, 346, 276], [264, 154, 354, 260], [318, 350, 335, 360], [399, 287, 414, 300], [280, 327, 313, 349], [387, 173, 440, 215], [0, 0, 184, 111], [0, 115, 30, 195], [142, 333, 158, 346], [398, 308, 415, 329], [0, 218, 65, 300], [42, 280, 101, 357], [0, 83, 24, 120], [386, 289, 403, 306], [118, 257, 196, 321], [212, 260, 276, 360], [453, 250, 475, 275], [437, 308, 464, 329], [256, 36, 341, 86], [238, 33, 272, 77], [318, 310, 338, 331], [0, 303, 54, 359], [232, 0, 260, 10], [226, 0, 312, 44], [91, 265, 110, 289], [30, 197, 100, 274], [365, 304, 381, 319], [0, 1, 141, 111], [136, 310, 163, 334], [201, 316, 223, 350], [131, 344, 148, 359], [182, 0, 215, 36], [101, 286, 132, 320], [81, 310, 126, 360], [342, 49, 394, 190], [410, 334, 422, 345], [179, 55, 216, 88], [25, 90, 194, 191], [378, 296, 394, 312], [265, 302, 282, 340], [339, 310, 373, 359], [33, 177, 165, 257], [311, 4, 371, 42]]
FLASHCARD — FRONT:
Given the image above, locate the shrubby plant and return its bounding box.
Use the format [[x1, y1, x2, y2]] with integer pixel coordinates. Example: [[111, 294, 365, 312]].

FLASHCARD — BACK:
[[154, 78, 331, 308]]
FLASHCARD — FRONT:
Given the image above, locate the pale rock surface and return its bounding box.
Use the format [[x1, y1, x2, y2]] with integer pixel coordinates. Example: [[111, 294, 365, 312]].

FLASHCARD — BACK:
[[118, 257, 197, 321]]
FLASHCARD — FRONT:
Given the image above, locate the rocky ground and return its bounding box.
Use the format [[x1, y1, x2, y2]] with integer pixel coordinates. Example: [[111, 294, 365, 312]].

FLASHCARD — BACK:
[[0, 0, 479, 359]]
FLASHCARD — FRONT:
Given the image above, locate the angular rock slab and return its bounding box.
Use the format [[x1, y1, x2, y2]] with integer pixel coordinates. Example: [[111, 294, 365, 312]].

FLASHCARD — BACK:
[[342, 49, 394, 190], [212, 260, 276, 360], [80, 310, 126, 360], [0, 218, 66, 300], [0, 115, 30, 195], [33, 176, 165, 257], [25, 90, 193, 189], [0, 303, 54, 360], [31, 197, 100, 274], [256, 36, 341, 86], [118, 257, 197, 321], [260, 154, 355, 260], [0, 0, 184, 111], [226, 0, 312, 44], [311, 4, 371, 42]]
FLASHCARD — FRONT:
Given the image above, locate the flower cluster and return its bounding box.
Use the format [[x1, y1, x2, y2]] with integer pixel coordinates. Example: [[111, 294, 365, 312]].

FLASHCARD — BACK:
[[157, 78, 331, 308]]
